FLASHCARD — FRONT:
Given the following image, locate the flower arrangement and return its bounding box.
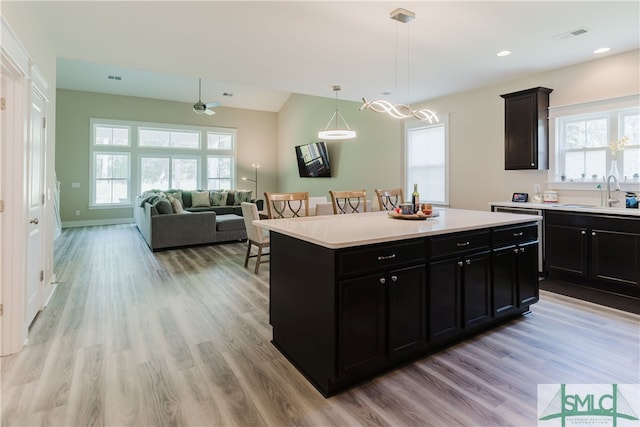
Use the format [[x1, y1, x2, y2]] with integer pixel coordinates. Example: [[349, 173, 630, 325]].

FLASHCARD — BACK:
[[609, 136, 629, 159]]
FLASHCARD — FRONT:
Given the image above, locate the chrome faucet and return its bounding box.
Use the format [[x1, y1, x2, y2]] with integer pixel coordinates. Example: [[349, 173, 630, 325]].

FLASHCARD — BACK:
[[606, 174, 621, 207]]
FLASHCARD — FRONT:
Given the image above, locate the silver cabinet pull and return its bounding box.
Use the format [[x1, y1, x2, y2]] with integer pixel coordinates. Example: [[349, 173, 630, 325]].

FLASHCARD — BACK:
[[379, 277, 386, 285], [581, 230, 586, 235], [377, 254, 396, 261], [457, 261, 463, 267], [29, 218, 39, 225], [520, 247, 525, 253], [513, 232, 524, 236], [465, 259, 471, 265], [592, 232, 596, 236], [391, 275, 398, 282], [456, 241, 470, 247], [513, 248, 519, 253]]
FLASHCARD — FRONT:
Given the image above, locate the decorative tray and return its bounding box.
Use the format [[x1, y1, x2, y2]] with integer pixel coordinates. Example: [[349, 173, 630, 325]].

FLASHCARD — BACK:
[[388, 211, 439, 220]]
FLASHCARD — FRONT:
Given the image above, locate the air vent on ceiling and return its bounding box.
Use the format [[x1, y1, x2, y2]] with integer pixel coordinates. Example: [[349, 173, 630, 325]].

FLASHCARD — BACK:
[[108, 75, 122, 81], [553, 27, 590, 40]]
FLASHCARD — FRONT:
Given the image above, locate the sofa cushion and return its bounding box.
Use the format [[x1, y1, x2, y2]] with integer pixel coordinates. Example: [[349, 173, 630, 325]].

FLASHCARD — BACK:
[[165, 190, 184, 207], [216, 214, 245, 232], [234, 190, 253, 205], [191, 190, 211, 207], [168, 196, 184, 213], [209, 190, 228, 206], [154, 198, 173, 214]]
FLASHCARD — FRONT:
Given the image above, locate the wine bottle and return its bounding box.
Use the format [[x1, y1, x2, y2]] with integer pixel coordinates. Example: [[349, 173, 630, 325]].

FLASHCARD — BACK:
[[411, 183, 419, 213]]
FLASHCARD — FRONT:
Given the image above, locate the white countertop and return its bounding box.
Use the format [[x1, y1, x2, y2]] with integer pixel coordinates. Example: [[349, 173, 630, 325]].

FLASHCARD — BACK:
[[254, 208, 542, 249], [489, 201, 640, 216]]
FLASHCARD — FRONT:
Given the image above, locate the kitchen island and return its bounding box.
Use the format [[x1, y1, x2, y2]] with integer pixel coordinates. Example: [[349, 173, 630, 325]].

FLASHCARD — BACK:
[[256, 209, 541, 396]]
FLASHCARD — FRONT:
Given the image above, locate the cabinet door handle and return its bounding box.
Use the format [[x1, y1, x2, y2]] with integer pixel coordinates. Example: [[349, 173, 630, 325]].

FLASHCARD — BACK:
[[513, 248, 519, 254], [379, 277, 386, 285], [520, 247, 525, 253], [581, 230, 586, 235], [377, 254, 396, 261], [531, 163, 535, 167], [465, 259, 471, 265], [457, 261, 463, 267], [592, 232, 596, 236], [512, 232, 523, 236], [456, 241, 470, 247], [391, 275, 398, 282]]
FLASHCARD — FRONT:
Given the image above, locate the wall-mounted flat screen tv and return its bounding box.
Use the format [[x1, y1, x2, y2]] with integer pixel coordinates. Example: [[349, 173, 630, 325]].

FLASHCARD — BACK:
[[295, 141, 332, 177]]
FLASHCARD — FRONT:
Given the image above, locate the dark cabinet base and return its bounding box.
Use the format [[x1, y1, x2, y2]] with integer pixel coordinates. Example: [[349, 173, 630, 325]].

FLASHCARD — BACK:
[[270, 223, 539, 397]]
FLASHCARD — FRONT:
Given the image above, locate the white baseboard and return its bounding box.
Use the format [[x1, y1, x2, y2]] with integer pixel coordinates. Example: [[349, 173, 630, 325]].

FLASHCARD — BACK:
[[61, 218, 135, 228]]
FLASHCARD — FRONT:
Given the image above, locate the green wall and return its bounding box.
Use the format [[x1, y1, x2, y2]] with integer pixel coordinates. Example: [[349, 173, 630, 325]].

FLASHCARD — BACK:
[[277, 93, 403, 200], [56, 89, 277, 225]]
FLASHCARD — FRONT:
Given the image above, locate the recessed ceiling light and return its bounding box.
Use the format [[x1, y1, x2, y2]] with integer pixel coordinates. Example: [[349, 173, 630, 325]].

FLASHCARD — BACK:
[[593, 47, 610, 54], [497, 50, 511, 57]]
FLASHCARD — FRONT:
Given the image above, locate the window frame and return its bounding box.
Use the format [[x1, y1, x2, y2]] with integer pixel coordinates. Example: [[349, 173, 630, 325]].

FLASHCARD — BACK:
[[89, 118, 237, 208], [403, 115, 450, 206], [548, 95, 639, 191]]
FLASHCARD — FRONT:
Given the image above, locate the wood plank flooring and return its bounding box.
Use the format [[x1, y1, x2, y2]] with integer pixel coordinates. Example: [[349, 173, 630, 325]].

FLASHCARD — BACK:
[[2, 224, 639, 426]]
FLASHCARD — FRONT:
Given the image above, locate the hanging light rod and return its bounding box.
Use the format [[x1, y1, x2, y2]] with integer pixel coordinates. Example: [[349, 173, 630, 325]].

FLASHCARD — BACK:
[[319, 85, 357, 140], [360, 8, 439, 123]]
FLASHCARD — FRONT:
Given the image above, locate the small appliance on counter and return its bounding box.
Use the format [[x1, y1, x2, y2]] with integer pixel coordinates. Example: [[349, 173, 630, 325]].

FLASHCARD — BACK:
[[626, 192, 638, 209], [543, 190, 558, 203]]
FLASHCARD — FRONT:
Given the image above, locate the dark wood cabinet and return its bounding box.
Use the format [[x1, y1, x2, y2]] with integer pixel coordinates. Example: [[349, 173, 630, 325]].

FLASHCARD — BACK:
[[492, 223, 539, 317], [269, 221, 540, 396], [500, 87, 553, 170], [428, 230, 492, 343], [545, 211, 640, 296], [338, 264, 427, 377]]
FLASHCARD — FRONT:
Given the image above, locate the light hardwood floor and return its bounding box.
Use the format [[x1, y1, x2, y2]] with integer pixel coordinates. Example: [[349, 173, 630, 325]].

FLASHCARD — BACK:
[[2, 224, 639, 426]]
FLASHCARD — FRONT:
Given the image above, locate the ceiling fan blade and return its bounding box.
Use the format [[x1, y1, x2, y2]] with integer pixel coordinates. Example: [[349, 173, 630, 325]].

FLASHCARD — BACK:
[[204, 109, 216, 116], [205, 101, 221, 109]]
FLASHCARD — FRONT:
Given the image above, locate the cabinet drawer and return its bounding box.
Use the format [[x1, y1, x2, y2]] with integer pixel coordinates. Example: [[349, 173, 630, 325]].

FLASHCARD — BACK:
[[493, 223, 538, 246], [429, 230, 490, 258], [338, 240, 426, 277]]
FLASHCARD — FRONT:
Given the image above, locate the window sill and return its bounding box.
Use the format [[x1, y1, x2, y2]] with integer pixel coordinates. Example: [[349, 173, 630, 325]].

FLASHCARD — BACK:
[[548, 180, 640, 192], [89, 204, 133, 210]]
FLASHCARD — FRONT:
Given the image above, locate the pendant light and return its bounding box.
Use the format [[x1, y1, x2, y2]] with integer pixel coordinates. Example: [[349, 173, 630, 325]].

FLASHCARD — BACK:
[[360, 8, 438, 123], [318, 85, 357, 140]]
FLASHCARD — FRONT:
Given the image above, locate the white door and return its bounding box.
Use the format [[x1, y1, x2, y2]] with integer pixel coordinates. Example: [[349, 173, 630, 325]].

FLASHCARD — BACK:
[[25, 89, 45, 327]]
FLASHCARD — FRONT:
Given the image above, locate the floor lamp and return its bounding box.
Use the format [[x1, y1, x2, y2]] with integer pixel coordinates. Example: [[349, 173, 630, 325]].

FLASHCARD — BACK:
[[241, 163, 260, 197]]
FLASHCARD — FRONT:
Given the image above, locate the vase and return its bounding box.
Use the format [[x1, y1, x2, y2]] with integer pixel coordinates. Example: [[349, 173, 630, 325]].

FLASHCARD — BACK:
[[608, 160, 620, 180]]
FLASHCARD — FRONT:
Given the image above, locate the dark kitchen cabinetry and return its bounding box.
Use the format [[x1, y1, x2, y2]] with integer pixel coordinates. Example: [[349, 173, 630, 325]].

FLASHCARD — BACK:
[[500, 87, 553, 170], [338, 264, 426, 379], [545, 211, 640, 296], [428, 230, 492, 343], [269, 220, 540, 397], [492, 223, 539, 318]]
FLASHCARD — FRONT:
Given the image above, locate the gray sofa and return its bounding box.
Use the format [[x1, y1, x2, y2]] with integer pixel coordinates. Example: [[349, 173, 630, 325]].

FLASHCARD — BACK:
[[134, 189, 262, 251]]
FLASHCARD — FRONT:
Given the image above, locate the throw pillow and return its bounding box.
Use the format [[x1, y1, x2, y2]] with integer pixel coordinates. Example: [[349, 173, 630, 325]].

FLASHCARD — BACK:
[[154, 198, 173, 214], [168, 195, 184, 214], [210, 191, 228, 206], [234, 190, 253, 205], [165, 190, 183, 207], [191, 190, 211, 208]]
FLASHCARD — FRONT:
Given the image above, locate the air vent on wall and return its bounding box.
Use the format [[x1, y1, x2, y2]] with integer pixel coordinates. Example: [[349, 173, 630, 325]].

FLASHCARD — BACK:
[[553, 27, 590, 40]]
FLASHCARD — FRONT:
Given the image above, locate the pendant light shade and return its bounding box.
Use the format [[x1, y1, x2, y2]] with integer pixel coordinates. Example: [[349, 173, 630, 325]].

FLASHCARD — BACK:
[[360, 8, 439, 123], [319, 85, 356, 140]]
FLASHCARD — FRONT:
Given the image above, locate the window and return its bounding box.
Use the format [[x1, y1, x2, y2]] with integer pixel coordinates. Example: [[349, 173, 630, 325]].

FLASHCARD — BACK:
[[90, 122, 132, 206], [93, 151, 131, 204], [90, 118, 236, 207], [207, 156, 233, 190], [550, 96, 639, 187], [405, 117, 449, 205]]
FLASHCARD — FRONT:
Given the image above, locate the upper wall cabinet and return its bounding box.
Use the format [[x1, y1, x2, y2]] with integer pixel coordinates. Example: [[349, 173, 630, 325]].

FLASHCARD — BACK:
[[500, 87, 553, 170]]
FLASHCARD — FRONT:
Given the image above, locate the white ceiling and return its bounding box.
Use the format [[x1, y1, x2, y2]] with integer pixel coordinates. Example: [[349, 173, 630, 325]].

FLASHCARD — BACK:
[[30, 1, 640, 112]]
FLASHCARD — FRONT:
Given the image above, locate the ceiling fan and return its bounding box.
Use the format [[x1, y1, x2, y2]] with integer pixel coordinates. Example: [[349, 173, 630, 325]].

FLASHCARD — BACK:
[[193, 78, 220, 115]]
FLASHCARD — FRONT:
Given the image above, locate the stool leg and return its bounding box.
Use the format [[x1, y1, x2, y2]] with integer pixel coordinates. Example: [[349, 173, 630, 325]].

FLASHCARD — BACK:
[[244, 241, 252, 268], [255, 246, 262, 274]]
